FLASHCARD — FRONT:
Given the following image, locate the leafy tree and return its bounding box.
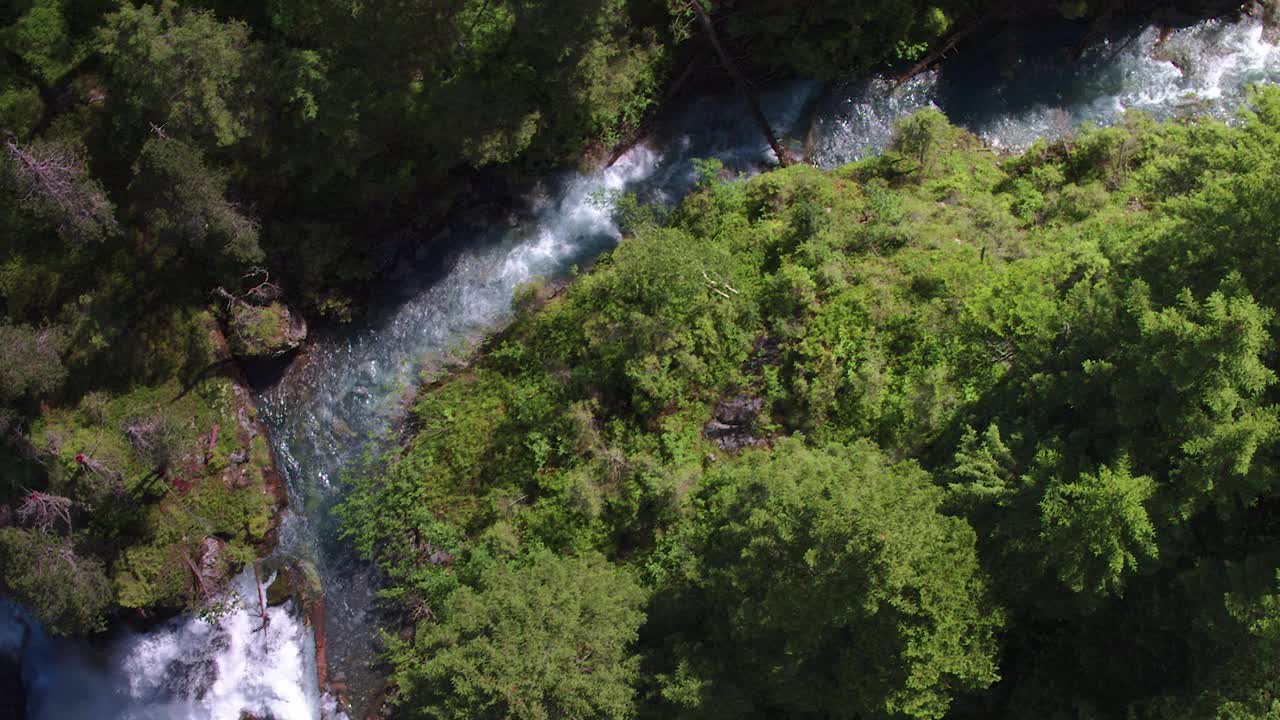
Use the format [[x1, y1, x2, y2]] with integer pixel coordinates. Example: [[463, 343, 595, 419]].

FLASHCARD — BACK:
[[0, 82, 43, 135], [1125, 278, 1279, 517], [1038, 459, 1158, 596], [0, 322, 67, 404], [129, 137, 262, 276], [98, 1, 258, 146], [0, 527, 112, 635], [390, 553, 648, 720], [4, 0, 85, 84], [653, 438, 1002, 719], [890, 107, 960, 178], [945, 423, 1017, 510], [344, 94, 1280, 720]]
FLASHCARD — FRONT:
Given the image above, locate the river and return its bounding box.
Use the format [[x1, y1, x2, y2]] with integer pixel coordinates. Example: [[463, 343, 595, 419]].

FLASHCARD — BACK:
[[4, 11, 1279, 720]]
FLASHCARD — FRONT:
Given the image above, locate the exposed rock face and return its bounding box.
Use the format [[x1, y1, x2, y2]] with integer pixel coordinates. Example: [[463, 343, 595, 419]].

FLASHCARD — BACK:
[[197, 536, 229, 595], [228, 302, 307, 359], [207, 321, 290, 555], [703, 394, 768, 451], [163, 633, 224, 700]]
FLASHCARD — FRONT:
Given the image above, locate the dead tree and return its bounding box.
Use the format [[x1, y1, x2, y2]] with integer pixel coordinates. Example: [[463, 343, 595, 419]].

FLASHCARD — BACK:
[[16, 490, 73, 533], [894, 21, 982, 88], [125, 417, 163, 458], [182, 550, 212, 599], [74, 450, 124, 491], [4, 139, 118, 241], [684, 0, 793, 166], [252, 561, 270, 633], [212, 267, 281, 314]]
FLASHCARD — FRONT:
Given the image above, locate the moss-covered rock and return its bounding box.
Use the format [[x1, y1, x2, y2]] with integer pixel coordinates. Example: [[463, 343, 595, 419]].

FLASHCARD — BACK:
[[263, 558, 322, 607], [227, 301, 307, 359]]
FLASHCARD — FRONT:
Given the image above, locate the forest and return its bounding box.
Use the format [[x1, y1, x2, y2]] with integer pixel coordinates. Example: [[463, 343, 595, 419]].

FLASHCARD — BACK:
[[0, 0, 1008, 635], [2, 0, 1278, 719], [342, 95, 1280, 717]]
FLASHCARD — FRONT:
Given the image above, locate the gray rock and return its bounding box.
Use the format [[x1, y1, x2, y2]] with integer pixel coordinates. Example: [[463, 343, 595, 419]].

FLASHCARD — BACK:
[[197, 536, 228, 593], [704, 394, 768, 451]]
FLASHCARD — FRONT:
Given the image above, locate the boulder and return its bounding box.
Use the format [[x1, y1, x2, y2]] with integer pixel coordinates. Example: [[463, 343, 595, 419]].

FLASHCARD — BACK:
[[264, 559, 322, 607], [227, 302, 307, 359], [703, 395, 768, 451], [196, 536, 228, 594]]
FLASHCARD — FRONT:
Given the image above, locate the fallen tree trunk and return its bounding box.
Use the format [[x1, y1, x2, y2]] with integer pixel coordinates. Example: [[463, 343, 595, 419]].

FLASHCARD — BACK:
[[894, 15, 992, 88], [606, 50, 709, 168], [252, 561, 269, 632], [310, 592, 330, 696], [689, 0, 793, 166]]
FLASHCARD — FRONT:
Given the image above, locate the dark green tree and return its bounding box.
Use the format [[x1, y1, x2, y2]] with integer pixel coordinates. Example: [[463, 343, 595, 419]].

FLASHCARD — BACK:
[[654, 438, 1002, 719], [0, 527, 112, 636], [1038, 459, 1158, 596], [4, 0, 86, 84], [129, 137, 262, 277], [98, 1, 258, 146]]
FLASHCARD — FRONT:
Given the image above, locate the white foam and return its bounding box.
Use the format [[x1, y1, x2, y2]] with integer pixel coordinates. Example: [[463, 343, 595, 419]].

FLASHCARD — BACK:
[[114, 570, 319, 720]]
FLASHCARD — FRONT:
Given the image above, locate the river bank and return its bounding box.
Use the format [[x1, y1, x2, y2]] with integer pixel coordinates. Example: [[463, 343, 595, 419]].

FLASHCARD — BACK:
[[320, 0, 1276, 339], [5, 5, 1280, 719]]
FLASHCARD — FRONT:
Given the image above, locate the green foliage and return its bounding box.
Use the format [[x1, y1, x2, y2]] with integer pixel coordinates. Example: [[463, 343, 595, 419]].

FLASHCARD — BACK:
[[0, 311, 276, 628], [349, 95, 1280, 718], [390, 553, 647, 719], [0, 528, 112, 635], [226, 301, 303, 357], [1039, 460, 1157, 595], [717, 0, 976, 77], [890, 107, 961, 177], [0, 83, 43, 135], [1, 0, 1277, 715], [0, 322, 67, 404], [98, 1, 258, 146], [129, 137, 262, 273], [4, 0, 86, 84], [651, 439, 1001, 719]]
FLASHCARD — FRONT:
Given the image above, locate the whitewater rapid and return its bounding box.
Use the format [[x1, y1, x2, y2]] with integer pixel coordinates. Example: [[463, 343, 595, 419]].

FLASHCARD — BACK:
[[5, 11, 1279, 720]]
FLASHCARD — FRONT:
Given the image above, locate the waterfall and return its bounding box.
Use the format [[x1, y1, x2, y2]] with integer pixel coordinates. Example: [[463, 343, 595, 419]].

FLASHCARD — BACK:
[[4, 12, 1279, 720]]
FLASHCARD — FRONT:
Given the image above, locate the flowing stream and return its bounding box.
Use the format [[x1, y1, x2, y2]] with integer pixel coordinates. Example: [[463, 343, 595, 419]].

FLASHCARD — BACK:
[[4, 12, 1280, 720]]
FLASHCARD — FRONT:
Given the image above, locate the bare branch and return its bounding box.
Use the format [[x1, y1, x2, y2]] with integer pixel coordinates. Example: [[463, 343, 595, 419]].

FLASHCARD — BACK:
[[16, 491, 73, 533], [125, 417, 162, 458], [212, 267, 281, 314], [4, 140, 118, 241], [74, 450, 124, 493]]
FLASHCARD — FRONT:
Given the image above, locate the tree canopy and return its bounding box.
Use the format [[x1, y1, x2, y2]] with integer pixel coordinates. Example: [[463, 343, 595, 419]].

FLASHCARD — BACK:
[[343, 89, 1280, 717], [390, 553, 647, 720]]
